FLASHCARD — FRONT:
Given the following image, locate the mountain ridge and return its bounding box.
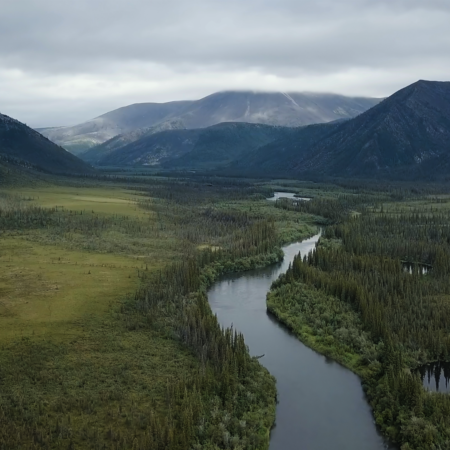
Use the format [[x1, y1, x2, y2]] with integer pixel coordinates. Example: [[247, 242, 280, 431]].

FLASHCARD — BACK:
[[0, 113, 94, 175], [86, 122, 295, 169], [228, 80, 450, 180], [290, 80, 450, 178], [38, 91, 381, 154]]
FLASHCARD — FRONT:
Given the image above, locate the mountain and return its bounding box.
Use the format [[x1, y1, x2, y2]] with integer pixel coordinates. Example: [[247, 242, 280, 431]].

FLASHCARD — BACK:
[[92, 129, 201, 167], [229, 121, 344, 176], [290, 80, 450, 179], [88, 122, 294, 169], [38, 91, 381, 154], [37, 101, 192, 155], [169, 91, 379, 129], [81, 119, 186, 164], [162, 123, 296, 169], [0, 113, 93, 174], [230, 80, 450, 180]]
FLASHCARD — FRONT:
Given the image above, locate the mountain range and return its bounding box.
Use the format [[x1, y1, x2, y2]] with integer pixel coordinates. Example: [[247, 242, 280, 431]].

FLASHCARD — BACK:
[[249, 80, 450, 179], [4, 80, 450, 182], [37, 91, 381, 154], [75, 81, 450, 180], [0, 113, 93, 175]]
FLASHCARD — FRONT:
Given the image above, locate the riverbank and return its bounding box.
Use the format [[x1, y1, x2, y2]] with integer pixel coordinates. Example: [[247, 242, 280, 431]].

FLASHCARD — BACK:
[[267, 282, 379, 380], [208, 235, 388, 450], [266, 193, 450, 449]]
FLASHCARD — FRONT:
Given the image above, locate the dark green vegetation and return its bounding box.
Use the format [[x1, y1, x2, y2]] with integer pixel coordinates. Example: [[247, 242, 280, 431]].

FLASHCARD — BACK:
[[230, 121, 343, 176], [0, 113, 94, 174], [268, 191, 450, 449], [38, 91, 380, 153], [85, 123, 295, 169], [0, 175, 316, 450]]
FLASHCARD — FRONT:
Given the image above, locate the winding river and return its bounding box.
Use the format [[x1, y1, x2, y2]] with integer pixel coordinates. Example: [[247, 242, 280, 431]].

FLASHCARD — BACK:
[[208, 194, 392, 450]]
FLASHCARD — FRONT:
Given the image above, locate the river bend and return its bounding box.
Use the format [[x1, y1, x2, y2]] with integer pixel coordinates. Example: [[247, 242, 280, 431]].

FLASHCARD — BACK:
[[208, 234, 391, 450]]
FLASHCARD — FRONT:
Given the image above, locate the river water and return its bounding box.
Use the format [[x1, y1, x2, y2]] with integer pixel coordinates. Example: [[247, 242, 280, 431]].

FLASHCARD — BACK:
[[267, 191, 311, 202], [208, 198, 392, 449]]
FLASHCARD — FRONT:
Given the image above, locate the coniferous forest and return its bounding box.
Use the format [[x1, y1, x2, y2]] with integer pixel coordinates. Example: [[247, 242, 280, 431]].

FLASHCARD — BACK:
[[3, 171, 450, 449], [269, 194, 450, 449], [0, 175, 315, 450]]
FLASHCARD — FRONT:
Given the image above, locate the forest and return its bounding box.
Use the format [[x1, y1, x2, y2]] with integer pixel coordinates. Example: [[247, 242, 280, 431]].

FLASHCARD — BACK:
[[0, 175, 316, 450], [268, 193, 450, 449], [3, 171, 450, 449]]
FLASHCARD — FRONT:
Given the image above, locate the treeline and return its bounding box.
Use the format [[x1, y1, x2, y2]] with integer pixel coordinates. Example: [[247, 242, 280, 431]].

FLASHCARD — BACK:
[[123, 247, 280, 449], [273, 193, 383, 223], [119, 198, 281, 449], [270, 202, 450, 449]]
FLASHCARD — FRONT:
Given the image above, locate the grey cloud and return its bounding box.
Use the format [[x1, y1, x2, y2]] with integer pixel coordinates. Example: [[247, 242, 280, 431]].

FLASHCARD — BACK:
[[2, 0, 449, 72], [0, 0, 449, 126]]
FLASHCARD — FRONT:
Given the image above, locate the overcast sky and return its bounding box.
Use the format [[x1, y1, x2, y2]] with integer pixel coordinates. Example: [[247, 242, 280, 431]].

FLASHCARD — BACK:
[[1, 0, 449, 127]]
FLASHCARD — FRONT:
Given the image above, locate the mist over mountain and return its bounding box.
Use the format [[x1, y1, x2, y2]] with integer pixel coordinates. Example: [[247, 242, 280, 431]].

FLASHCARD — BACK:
[[38, 91, 381, 154], [225, 80, 450, 180], [289, 80, 450, 179], [0, 113, 93, 175], [36, 101, 191, 155], [28, 81, 450, 181]]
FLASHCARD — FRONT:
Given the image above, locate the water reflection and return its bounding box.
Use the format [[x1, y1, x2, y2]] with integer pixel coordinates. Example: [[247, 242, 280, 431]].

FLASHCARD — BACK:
[[402, 263, 430, 275], [267, 192, 311, 202], [417, 361, 450, 393]]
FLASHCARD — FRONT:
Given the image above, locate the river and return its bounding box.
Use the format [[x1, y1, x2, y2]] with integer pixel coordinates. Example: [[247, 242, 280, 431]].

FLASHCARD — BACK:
[[208, 194, 392, 449]]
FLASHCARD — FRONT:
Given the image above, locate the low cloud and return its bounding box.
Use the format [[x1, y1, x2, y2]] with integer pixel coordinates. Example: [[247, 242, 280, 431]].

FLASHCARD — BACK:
[[1, 0, 449, 127]]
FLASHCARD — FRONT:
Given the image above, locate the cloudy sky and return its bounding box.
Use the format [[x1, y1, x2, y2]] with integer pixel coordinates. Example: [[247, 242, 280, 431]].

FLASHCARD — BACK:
[[1, 0, 449, 127]]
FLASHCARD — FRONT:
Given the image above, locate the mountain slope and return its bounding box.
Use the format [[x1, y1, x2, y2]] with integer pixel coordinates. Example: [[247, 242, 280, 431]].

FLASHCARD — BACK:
[[0, 113, 93, 174], [230, 121, 344, 176], [91, 122, 294, 169], [37, 101, 192, 154], [81, 120, 186, 164], [39, 92, 381, 154], [172, 91, 380, 129], [162, 122, 295, 169], [96, 129, 202, 166], [291, 80, 450, 178]]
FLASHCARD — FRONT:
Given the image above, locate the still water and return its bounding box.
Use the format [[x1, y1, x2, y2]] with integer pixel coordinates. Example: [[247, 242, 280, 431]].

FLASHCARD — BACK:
[[268, 192, 311, 202], [417, 361, 450, 393], [208, 233, 392, 449]]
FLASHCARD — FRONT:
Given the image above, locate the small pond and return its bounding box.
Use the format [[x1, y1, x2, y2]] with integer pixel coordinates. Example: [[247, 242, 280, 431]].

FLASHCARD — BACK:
[[267, 192, 311, 202], [416, 361, 450, 393], [402, 262, 430, 275]]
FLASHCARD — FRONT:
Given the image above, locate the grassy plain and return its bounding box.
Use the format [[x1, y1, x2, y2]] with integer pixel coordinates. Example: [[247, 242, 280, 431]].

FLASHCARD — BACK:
[[0, 182, 202, 448], [0, 236, 139, 341], [14, 185, 150, 218]]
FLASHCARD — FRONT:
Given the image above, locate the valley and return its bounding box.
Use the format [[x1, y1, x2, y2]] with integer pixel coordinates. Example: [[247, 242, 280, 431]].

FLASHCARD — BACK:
[[2, 77, 450, 450]]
